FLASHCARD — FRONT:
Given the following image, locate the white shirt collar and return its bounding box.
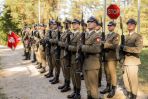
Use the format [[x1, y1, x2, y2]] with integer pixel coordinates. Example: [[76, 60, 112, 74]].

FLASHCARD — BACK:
[[129, 31, 135, 35], [73, 30, 79, 34]]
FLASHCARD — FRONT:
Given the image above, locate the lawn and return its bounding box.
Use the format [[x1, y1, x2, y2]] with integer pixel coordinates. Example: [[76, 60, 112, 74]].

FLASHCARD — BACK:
[[139, 48, 148, 93]]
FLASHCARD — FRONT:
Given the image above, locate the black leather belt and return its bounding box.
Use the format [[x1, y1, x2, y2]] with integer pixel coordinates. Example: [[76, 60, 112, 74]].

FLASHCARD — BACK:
[[125, 52, 139, 58]]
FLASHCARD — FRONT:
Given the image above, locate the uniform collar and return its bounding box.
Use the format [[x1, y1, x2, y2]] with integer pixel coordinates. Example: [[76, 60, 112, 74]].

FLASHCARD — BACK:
[[129, 31, 135, 36], [73, 30, 79, 34], [88, 30, 95, 35]]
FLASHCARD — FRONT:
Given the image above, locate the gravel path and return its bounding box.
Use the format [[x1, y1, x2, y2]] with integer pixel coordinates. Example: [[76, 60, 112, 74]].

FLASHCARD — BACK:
[[0, 46, 147, 99]]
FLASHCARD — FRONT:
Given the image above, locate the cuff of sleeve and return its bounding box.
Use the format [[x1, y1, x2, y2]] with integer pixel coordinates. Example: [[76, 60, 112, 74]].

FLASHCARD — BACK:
[[123, 46, 127, 51], [68, 45, 76, 52], [82, 45, 88, 52]]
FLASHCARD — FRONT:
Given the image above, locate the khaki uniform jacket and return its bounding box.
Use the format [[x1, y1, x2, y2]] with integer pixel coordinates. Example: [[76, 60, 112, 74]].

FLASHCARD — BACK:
[[58, 30, 67, 59], [49, 29, 58, 53], [123, 32, 143, 66], [82, 30, 101, 70], [104, 32, 120, 61], [68, 30, 81, 65]]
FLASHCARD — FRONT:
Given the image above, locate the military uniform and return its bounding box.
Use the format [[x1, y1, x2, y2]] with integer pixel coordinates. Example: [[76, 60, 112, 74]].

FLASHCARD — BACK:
[[49, 21, 61, 84], [81, 17, 102, 99], [100, 21, 119, 98], [31, 25, 38, 63], [57, 19, 72, 92], [121, 19, 143, 99], [95, 22, 103, 87], [67, 19, 82, 99], [38, 25, 47, 73], [23, 29, 31, 60], [44, 29, 54, 78]]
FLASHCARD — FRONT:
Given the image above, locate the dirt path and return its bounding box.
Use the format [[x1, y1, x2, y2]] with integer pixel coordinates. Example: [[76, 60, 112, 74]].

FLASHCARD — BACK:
[[0, 46, 147, 99]]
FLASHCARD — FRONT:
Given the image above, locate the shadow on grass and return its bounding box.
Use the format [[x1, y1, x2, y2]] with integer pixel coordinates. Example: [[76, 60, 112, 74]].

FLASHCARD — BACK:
[[0, 88, 7, 99]]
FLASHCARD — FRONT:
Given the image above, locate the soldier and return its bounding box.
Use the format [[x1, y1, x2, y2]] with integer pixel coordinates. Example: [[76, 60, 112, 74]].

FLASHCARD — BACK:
[[38, 24, 47, 73], [100, 21, 119, 98], [58, 19, 72, 92], [121, 19, 143, 99], [44, 20, 54, 78], [67, 19, 81, 99], [31, 24, 38, 63], [23, 27, 31, 60], [82, 17, 101, 99], [33, 24, 42, 69], [95, 21, 103, 87], [49, 20, 61, 84], [21, 26, 27, 56]]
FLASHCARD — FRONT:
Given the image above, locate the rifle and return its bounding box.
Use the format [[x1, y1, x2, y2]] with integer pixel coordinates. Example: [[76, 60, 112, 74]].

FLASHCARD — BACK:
[[55, 17, 61, 60], [119, 16, 125, 63], [64, 18, 72, 68], [45, 30, 52, 55], [76, 12, 85, 73], [100, 16, 106, 63]]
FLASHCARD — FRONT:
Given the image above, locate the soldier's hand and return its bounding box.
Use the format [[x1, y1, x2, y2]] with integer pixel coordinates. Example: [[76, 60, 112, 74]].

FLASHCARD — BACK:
[[78, 45, 82, 53], [120, 45, 125, 50]]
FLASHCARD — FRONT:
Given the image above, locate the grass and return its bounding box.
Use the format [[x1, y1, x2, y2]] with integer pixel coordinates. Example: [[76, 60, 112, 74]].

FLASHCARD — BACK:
[[139, 48, 148, 93], [0, 88, 7, 99]]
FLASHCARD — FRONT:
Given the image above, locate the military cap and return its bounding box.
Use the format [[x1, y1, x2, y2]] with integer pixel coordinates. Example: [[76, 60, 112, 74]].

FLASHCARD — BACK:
[[63, 19, 71, 24], [107, 21, 116, 26], [72, 19, 80, 24], [126, 18, 137, 25], [40, 24, 47, 27], [34, 24, 38, 27], [87, 16, 98, 24], [50, 20, 57, 25]]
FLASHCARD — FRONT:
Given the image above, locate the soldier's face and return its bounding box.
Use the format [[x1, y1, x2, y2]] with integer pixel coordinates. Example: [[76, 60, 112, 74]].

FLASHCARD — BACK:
[[88, 22, 96, 30], [108, 25, 115, 31], [127, 23, 136, 31], [72, 23, 80, 30], [53, 24, 57, 29], [95, 25, 101, 31]]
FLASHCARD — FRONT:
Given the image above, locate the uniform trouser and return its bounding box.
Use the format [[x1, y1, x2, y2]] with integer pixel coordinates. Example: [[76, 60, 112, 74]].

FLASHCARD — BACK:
[[61, 57, 71, 81], [40, 50, 46, 68], [123, 65, 138, 95], [25, 47, 31, 58], [98, 59, 102, 85], [71, 63, 81, 89], [51, 52, 60, 77], [83, 69, 99, 99], [104, 61, 117, 86], [32, 45, 36, 61]]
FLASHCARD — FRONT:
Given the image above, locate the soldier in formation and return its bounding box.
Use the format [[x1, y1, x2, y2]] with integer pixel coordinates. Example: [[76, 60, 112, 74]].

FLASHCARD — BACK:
[[22, 16, 143, 99]]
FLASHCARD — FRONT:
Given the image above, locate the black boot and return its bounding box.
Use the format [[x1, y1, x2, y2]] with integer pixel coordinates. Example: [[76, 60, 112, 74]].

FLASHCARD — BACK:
[[27, 53, 31, 60], [51, 75, 59, 84], [61, 80, 71, 92], [39, 67, 46, 73], [44, 72, 53, 78], [131, 93, 137, 99], [126, 91, 132, 99], [67, 87, 76, 98], [32, 53, 36, 63], [36, 63, 42, 69], [49, 77, 55, 82], [100, 83, 111, 94], [23, 52, 28, 60], [107, 86, 116, 98], [73, 88, 81, 99], [87, 95, 93, 99], [80, 73, 84, 80], [58, 79, 66, 89]]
